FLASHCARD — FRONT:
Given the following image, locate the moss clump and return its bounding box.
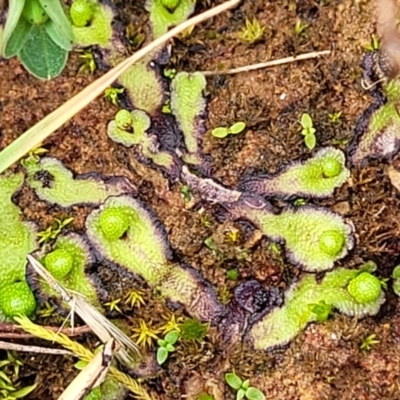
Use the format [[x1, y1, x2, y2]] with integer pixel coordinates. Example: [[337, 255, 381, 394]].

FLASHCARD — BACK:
[[180, 318, 208, 342], [99, 207, 130, 240], [347, 272, 382, 304], [0, 282, 36, 318], [44, 249, 74, 280]]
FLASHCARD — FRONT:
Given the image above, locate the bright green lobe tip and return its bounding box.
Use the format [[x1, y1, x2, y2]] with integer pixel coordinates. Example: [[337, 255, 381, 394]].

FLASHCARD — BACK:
[[347, 272, 382, 304], [0, 282, 36, 318], [162, 0, 180, 11], [44, 249, 74, 279], [22, 0, 49, 25], [70, 0, 95, 27], [115, 109, 133, 131], [322, 159, 342, 178], [99, 207, 130, 240], [319, 230, 344, 256]]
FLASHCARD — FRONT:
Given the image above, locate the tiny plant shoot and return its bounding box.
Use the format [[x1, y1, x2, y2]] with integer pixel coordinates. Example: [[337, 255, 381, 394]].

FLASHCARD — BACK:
[[225, 372, 265, 400], [300, 113, 317, 150], [0, 0, 73, 79], [157, 330, 180, 365], [212, 122, 246, 138]]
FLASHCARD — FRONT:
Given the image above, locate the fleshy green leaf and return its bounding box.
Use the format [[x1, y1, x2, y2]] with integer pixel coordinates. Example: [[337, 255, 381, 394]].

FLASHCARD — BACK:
[[211, 127, 229, 138], [38, 0, 73, 43], [4, 17, 32, 58], [229, 121, 246, 134], [1, 0, 26, 55], [242, 379, 250, 389], [304, 133, 316, 150], [12, 383, 38, 398], [157, 346, 169, 365], [18, 24, 68, 79], [301, 113, 313, 129], [165, 330, 179, 345], [44, 19, 73, 50], [237, 388, 245, 400], [165, 343, 175, 352], [74, 360, 88, 370], [225, 373, 243, 390], [245, 387, 266, 400]]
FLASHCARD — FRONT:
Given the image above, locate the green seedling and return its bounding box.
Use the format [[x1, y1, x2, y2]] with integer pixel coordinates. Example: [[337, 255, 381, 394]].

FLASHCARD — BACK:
[[294, 19, 308, 36], [104, 87, 124, 105], [0, 0, 73, 79], [157, 330, 179, 365], [163, 68, 177, 79], [328, 111, 342, 123], [237, 18, 266, 44], [131, 319, 160, 350], [308, 300, 332, 323], [180, 185, 192, 203], [78, 50, 97, 74], [226, 268, 239, 281], [225, 373, 265, 400], [360, 333, 379, 352], [212, 122, 246, 138], [300, 113, 316, 149], [37, 217, 74, 244], [365, 34, 380, 52], [392, 265, 400, 296]]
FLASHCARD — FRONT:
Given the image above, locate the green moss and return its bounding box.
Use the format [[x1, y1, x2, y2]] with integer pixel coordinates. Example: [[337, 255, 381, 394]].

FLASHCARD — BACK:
[[170, 72, 207, 165], [0, 173, 37, 320], [24, 157, 132, 208], [40, 234, 102, 310], [180, 318, 208, 342], [107, 109, 177, 171], [241, 147, 349, 198], [72, 1, 113, 47], [146, 0, 195, 38], [249, 265, 385, 350], [230, 203, 353, 272]]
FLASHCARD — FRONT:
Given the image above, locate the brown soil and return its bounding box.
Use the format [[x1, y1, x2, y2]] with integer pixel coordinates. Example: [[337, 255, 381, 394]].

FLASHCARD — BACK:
[[1, 0, 400, 399]]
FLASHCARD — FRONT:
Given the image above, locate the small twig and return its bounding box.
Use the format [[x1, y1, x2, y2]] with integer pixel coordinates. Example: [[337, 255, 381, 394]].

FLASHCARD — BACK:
[[0, 323, 91, 339], [0, 340, 73, 355], [200, 50, 331, 76]]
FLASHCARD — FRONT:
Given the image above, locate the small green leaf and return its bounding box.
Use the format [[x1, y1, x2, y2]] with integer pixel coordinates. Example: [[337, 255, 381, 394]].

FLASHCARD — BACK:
[[44, 19, 72, 50], [157, 346, 169, 365], [211, 127, 229, 138], [12, 383, 38, 398], [304, 133, 316, 150], [245, 387, 266, 400], [229, 121, 246, 134], [301, 113, 313, 129], [165, 343, 175, 352], [225, 373, 243, 390], [242, 379, 250, 389], [237, 388, 245, 400], [74, 360, 88, 370], [18, 24, 68, 79], [0, 0, 26, 56], [4, 18, 33, 58], [157, 339, 166, 347], [165, 330, 179, 345]]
